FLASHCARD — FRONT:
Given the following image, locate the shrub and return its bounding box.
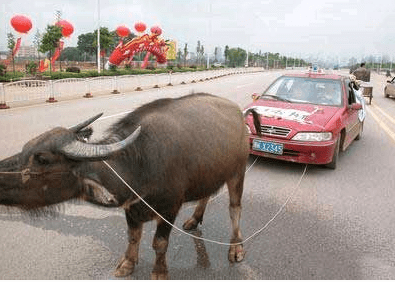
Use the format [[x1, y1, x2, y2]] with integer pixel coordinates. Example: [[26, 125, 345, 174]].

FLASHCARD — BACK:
[[109, 64, 117, 71], [66, 66, 81, 73], [26, 61, 38, 75], [0, 64, 6, 76]]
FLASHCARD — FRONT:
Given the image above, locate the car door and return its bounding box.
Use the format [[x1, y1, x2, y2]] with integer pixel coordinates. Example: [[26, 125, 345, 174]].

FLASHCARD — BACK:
[[342, 79, 360, 150]]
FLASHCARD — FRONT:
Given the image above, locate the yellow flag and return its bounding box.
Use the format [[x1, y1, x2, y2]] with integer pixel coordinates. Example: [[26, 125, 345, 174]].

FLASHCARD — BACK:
[[166, 41, 177, 60]]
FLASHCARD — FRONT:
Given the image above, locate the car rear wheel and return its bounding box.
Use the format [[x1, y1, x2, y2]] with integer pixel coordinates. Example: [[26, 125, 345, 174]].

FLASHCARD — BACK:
[[384, 87, 390, 98], [325, 138, 340, 169]]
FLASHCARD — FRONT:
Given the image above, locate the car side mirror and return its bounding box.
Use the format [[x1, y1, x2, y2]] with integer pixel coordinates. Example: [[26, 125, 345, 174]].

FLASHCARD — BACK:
[[251, 93, 260, 101], [350, 103, 362, 110]]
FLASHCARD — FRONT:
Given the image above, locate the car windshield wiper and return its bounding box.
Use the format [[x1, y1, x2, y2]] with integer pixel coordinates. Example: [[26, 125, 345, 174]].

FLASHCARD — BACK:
[[260, 94, 291, 102]]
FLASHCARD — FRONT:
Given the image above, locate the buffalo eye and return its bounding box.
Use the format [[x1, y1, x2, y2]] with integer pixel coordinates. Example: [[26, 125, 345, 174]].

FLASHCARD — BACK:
[[34, 152, 51, 165]]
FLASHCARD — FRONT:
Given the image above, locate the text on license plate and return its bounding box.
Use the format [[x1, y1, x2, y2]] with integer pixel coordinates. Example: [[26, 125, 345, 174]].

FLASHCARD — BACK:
[[252, 139, 284, 155]]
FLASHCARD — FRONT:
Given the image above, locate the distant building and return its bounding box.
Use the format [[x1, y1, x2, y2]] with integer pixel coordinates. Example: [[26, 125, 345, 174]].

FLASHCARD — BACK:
[[16, 45, 35, 58], [0, 51, 8, 60], [15, 45, 45, 59]]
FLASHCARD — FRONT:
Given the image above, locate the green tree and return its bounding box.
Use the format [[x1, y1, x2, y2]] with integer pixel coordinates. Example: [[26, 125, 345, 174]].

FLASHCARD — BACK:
[[200, 45, 204, 67], [77, 32, 96, 59], [214, 47, 219, 63], [224, 45, 229, 66], [183, 43, 188, 67], [7, 33, 16, 73], [33, 29, 42, 61], [228, 48, 247, 67], [176, 49, 182, 64], [93, 27, 114, 69], [59, 47, 83, 61], [38, 25, 63, 72], [196, 41, 204, 66], [196, 41, 201, 65]]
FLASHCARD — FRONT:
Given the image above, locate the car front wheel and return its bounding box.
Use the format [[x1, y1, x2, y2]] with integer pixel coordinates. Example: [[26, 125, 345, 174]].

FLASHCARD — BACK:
[[355, 122, 363, 140], [325, 138, 340, 169]]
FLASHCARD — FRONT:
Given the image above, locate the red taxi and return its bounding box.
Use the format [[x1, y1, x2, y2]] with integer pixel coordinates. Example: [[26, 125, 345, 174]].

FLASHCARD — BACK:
[[244, 72, 363, 169]]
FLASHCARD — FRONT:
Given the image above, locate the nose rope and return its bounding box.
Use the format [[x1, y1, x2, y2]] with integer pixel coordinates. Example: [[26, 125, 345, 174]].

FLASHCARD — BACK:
[[0, 169, 47, 183], [0, 169, 37, 175], [102, 159, 308, 246]]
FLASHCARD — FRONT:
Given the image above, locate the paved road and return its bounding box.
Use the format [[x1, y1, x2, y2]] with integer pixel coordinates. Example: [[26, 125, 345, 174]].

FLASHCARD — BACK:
[[0, 70, 394, 279]]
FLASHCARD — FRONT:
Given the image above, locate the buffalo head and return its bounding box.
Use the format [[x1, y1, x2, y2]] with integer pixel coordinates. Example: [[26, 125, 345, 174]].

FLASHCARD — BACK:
[[0, 113, 140, 211]]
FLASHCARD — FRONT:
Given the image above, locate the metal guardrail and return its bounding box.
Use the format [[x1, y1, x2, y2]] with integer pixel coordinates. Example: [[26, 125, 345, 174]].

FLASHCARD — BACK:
[[0, 67, 264, 109]]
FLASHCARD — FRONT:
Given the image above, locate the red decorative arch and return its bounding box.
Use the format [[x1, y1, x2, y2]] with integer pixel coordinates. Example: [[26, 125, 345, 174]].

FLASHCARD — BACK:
[[106, 24, 168, 69]]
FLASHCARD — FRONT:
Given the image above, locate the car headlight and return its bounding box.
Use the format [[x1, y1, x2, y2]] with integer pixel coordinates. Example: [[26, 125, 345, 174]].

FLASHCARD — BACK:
[[245, 124, 252, 134], [291, 132, 332, 142]]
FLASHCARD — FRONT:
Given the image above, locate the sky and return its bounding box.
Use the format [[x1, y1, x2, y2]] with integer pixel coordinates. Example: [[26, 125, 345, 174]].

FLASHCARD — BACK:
[[1, 0, 395, 64]]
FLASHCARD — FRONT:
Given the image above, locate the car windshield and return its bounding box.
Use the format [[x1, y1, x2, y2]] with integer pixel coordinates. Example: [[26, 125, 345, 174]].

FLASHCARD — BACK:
[[262, 76, 342, 106]]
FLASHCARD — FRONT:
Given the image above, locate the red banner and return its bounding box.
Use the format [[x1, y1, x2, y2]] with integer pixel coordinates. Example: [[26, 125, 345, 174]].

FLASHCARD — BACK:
[[39, 59, 50, 72], [141, 52, 151, 69], [51, 41, 64, 68], [12, 37, 22, 58]]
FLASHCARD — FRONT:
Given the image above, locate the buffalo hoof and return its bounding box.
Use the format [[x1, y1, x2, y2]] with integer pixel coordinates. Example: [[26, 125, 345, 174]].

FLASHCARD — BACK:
[[151, 271, 168, 280], [114, 255, 135, 277], [228, 244, 245, 263], [182, 217, 199, 230]]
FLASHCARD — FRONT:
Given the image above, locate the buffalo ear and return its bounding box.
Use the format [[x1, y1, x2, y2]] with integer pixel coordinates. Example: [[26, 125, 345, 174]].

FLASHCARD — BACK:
[[82, 178, 118, 206], [76, 128, 93, 141]]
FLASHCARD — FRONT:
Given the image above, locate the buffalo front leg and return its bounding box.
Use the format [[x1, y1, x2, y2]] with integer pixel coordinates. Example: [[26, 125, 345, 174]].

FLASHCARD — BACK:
[[183, 197, 209, 230], [227, 171, 246, 263], [151, 214, 177, 279], [114, 212, 143, 277]]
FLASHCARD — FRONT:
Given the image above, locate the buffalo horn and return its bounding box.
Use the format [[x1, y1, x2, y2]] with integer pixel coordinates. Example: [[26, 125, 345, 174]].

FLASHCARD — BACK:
[[61, 126, 141, 160], [69, 113, 104, 132]]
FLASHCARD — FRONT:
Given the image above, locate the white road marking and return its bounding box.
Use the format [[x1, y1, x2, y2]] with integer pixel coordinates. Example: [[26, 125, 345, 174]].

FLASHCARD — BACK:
[[367, 107, 395, 144], [371, 101, 395, 126], [236, 83, 255, 89]]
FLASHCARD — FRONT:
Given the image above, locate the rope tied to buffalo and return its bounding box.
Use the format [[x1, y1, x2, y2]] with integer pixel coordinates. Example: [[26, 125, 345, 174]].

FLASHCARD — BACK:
[[103, 159, 308, 247]]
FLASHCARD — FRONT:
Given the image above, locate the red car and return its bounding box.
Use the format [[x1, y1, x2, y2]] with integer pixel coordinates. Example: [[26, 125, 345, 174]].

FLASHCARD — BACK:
[[244, 71, 363, 169]]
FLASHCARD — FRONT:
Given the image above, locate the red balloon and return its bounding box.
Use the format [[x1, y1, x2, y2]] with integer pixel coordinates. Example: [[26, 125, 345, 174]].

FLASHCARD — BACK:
[[134, 22, 146, 33], [116, 25, 130, 37], [10, 14, 32, 34], [56, 20, 74, 37], [150, 26, 162, 36]]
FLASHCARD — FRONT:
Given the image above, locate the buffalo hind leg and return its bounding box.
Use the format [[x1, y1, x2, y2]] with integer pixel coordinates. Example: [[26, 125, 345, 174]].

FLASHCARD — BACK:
[[227, 170, 246, 263], [114, 212, 143, 277], [183, 197, 209, 230], [151, 214, 178, 279]]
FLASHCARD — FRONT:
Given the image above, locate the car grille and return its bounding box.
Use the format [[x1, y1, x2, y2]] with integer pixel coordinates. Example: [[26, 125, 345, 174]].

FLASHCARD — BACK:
[[260, 125, 291, 137]]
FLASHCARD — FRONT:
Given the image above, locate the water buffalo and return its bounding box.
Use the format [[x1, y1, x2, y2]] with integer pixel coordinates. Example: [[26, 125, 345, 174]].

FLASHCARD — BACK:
[[0, 93, 250, 279]]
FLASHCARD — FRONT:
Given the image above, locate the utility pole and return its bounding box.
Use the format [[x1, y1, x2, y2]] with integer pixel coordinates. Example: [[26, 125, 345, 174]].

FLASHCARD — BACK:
[[97, 0, 101, 73], [55, 10, 62, 22]]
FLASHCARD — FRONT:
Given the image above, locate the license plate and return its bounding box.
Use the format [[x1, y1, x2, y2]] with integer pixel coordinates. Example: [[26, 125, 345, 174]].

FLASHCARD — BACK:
[[252, 139, 284, 155]]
